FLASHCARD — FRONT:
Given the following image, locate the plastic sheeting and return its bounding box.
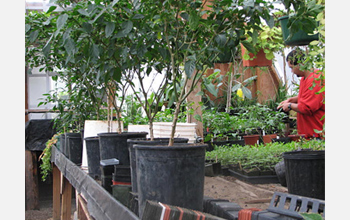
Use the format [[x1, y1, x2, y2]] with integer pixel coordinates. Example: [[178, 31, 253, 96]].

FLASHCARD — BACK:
[[25, 119, 56, 151]]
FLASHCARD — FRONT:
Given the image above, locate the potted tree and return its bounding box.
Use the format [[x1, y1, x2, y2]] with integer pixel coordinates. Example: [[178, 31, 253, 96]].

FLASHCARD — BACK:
[[124, 0, 277, 216], [25, 1, 149, 172]]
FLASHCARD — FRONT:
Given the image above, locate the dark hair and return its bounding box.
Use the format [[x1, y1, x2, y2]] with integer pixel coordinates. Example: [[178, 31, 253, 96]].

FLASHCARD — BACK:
[[286, 49, 305, 65]]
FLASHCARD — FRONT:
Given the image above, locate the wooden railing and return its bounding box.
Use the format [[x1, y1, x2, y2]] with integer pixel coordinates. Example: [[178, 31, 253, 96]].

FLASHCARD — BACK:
[[51, 146, 139, 220]]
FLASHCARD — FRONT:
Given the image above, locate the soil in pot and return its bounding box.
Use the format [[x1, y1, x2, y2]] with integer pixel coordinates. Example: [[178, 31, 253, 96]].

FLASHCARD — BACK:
[[97, 132, 148, 163], [135, 143, 206, 217], [127, 138, 189, 193], [283, 150, 325, 200]]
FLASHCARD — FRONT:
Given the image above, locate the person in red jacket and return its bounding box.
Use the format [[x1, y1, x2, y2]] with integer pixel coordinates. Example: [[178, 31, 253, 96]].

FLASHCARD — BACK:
[[278, 50, 325, 139]]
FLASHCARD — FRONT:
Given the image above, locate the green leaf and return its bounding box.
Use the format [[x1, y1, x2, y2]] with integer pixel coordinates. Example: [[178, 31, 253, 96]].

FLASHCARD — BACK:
[[77, 9, 90, 17], [215, 34, 226, 47], [82, 22, 92, 33], [122, 20, 133, 35], [46, 6, 57, 14], [25, 24, 31, 33], [189, 11, 200, 30], [105, 22, 115, 38], [205, 83, 218, 97], [309, 40, 319, 45], [92, 44, 99, 59], [241, 40, 256, 54], [241, 86, 252, 99], [133, 14, 144, 19], [29, 30, 39, 43], [57, 14, 68, 31], [300, 213, 323, 220], [184, 60, 196, 78], [64, 38, 76, 55], [252, 29, 258, 45], [265, 51, 274, 60], [231, 83, 241, 92], [42, 43, 51, 57]]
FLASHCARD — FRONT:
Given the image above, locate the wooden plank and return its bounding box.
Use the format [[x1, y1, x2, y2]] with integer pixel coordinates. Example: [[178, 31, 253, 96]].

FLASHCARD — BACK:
[[186, 74, 203, 140], [25, 150, 39, 210], [78, 194, 94, 220], [61, 176, 72, 220], [52, 165, 61, 220]]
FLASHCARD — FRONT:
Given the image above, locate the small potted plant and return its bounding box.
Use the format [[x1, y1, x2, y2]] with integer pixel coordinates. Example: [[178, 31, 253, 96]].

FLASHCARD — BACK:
[[241, 25, 284, 67]]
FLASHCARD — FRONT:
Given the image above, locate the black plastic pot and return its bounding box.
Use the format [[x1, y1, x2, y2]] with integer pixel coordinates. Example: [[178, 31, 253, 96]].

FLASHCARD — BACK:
[[135, 143, 207, 217], [84, 136, 101, 179], [66, 133, 83, 165], [274, 160, 287, 187], [283, 150, 325, 200], [127, 138, 189, 193], [60, 133, 66, 154], [100, 158, 120, 193], [97, 132, 148, 163]]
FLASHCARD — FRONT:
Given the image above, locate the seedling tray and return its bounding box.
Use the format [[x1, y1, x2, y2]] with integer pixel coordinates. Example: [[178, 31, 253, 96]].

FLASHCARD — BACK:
[[227, 169, 280, 184]]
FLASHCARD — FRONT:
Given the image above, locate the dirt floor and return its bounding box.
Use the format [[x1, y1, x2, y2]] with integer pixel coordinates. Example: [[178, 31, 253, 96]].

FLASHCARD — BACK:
[[204, 176, 287, 210], [25, 175, 287, 219]]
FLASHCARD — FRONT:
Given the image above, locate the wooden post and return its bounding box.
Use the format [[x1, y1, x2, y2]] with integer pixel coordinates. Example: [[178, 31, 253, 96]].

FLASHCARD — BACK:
[[25, 150, 39, 210], [186, 76, 203, 141], [52, 164, 61, 220], [61, 176, 72, 220]]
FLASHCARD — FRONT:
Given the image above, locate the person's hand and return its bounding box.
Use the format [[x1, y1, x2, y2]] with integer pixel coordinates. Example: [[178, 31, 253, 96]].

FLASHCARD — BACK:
[[277, 100, 288, 110], [278, 102, 291, 112]]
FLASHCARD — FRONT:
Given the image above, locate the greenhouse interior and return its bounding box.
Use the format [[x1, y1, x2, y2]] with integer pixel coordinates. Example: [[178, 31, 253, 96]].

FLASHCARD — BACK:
[[8, 0, 344, 219]]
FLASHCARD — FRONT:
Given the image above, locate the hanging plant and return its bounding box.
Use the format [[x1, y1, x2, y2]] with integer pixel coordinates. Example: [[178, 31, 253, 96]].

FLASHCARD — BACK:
[[39, 133, 60, 182], [241, 25, 284, 61]]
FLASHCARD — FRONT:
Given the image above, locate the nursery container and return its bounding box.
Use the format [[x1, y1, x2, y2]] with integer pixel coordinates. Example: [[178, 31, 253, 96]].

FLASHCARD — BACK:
[[153, 122, 197, 143], [135, 143, 206, 217], [64, 133, 81, 157], [243, 135, 260, 146], [97, 132, 148, 163], [84, 136, 101, 179], [288, 134, 302, 142], [100, 158, 120, 193], [82, 120, 123, 168], [278, 15, 319, 46], [127, 138, 189, 193], [240, 45, 272, 67], [60, 133, 66, 154], [263, 134, 277, 144], [283, 150, 325, 200], [66, 133, 83, 165]]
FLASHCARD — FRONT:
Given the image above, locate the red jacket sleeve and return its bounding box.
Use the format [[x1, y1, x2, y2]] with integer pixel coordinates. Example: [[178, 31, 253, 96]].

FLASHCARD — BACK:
[[298, 74, 325, 115]]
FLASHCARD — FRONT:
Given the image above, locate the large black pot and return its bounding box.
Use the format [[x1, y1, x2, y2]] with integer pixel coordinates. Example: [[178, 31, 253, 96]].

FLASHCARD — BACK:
[[97, 132, 148, 163], [283, 150, 325, 200], [135, 143, 207, 217], [65, 132, 83, 165], [127, 138, 189, 193], [84, 136, 101, 179]]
